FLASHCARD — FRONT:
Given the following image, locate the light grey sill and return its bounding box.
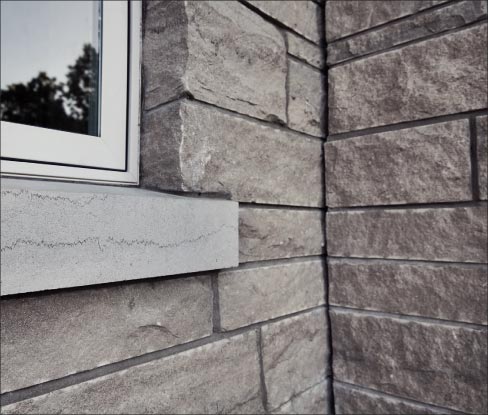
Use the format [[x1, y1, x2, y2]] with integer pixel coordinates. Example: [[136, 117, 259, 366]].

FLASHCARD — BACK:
[[0, 178, 238, 296]]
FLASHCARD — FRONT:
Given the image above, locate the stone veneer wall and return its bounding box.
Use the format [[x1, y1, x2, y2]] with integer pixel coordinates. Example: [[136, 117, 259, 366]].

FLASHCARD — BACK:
[[325, 1, 488, 414]]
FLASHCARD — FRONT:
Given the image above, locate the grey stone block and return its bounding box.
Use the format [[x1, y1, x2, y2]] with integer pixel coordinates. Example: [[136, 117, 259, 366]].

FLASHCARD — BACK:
[[478, 115, 488, 200], [288, 59, 325, 137], [327, 204, 488, 263], [239, 207, 324, 263], [262, 309, 329, 410], [2, 332, 264, 414], [272, 381, 330, 414], [218, 259, 325, 331], [325, 120, 472, 207], [247, 1, 321, 44], [141, 100, 323, 207], [0, 276, 213, 393], [328, 1, 488, 64], [329, 24, 488, 133], [329, 259, 488, 325], [287, 32, 324, 69], [144, 1, 286, 122], [331, 310, 488, 413], [326, 1, 448, 41]]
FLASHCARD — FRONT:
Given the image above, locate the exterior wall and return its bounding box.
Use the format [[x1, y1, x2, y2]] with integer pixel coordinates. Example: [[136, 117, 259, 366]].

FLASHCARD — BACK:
[[325, 2, 488, 414]]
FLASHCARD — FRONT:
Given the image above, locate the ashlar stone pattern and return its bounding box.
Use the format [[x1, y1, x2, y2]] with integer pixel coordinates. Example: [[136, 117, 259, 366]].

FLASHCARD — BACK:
[[478, 115, 488, 200], [272, 381, 329, 415], [287, 32, 324, 69]]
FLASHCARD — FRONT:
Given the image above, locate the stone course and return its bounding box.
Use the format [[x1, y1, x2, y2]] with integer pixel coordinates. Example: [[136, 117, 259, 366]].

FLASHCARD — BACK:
[[272, 381, 329, 414], [287, 32, 324, 69], [478, 115, 488, 200]]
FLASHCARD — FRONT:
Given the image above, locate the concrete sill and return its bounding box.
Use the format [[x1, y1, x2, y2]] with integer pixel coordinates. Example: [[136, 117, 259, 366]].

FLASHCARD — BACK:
[[0, 179, 238, 295]]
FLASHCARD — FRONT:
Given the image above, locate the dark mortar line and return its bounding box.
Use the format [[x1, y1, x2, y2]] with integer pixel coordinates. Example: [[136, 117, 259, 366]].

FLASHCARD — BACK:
[[140, 185, 233, 201], [144, 94, 190, 114], [328, 18, 487, 69], [327, 256, 488, 269], [269, 377, 329, 413], [287, 53, 325, 74], [284, 28, 291, 127], [256, 328, 269, 413], [469, 117, 481, 200], [334, 381, 465, 414], [330, 305, 488, 330], [328, 199, 487, 212], [239, 202, 323, 211], [237, 255, 325, 271], [211, 274, 222, 333]]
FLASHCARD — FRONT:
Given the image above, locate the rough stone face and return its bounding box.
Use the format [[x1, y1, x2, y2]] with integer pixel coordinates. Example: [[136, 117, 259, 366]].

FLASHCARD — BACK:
[[331, 310, 488, 413], [334, 383, 457, 414], [328, 1, 488, 64], [144, 1, 286, 122], [327, 205, 488, 263], [0, 276, 213, 393], [329, 259, 488, 324], [141, 100, 323, 207], [326, 1, 448, 41], [239, 207, 324, 262], [262, 309, 329, 410], [247, 1, 321, 44], [288, 59, 325, 137], [325, 120, 472, 207], [287, 32, 324, 69], [219, 259, 325, 330], [2, 332, 264, 415], [478, 115, 488, 200], [329, 24, 488, 133], [272, 381, 330, 414]]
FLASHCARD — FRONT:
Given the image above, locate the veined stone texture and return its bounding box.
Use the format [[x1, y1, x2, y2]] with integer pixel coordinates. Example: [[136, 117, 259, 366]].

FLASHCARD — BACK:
[[327, 205, 488, 263], [144, 1, 286, 122], [2, 332, 264, 415], [328, 1, 488, 64], [262, 309, 329, 411], [0, 276, 212, 393], [478, 115, 488, 200], [287, 32, 324, 69], [331, 310, 488, 413], [218, 259, 325, 330], [288, 59, 325, 137], [328, 259, 488, 325], [325, 120, 472, 207], [141, 100, 323, 207], [239, 207, 324, 262], [272, 381, 329, 414], [326, 1, 448, 41], [329, 24, 488, 133]]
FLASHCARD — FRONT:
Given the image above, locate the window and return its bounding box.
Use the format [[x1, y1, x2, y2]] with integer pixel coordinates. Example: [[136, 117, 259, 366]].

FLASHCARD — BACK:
[[0, 0, 140, 183]]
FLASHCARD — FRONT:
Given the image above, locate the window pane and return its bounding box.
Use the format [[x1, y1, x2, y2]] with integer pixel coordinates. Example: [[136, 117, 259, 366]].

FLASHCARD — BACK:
[[0, 0, 101, 136]]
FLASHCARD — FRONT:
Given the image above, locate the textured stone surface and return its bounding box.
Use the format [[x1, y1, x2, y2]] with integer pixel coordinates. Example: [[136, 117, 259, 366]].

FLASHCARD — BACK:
[[288, 59, 325, 137], [329, 24, 488, 133], [326, 1, 448, 41], [331, 310, 488, 413], [329, 259, 488, 324], [334, 383, 457, 414], [328, 1, 488, 64], [2, 332, 263, 414], [287, 32, 324, 69], [0, 179, 238, 295], [325, 120, 472, 207], [219, 259, 325, 330], [272, 381, 329, 414], [327, 205, 488, 263], [144, 1, 286, 122], [478, 115, 488, 200], [141, 100, 323, 207], [262, 309, 329, 410], [247, 1, 321, 43], [0, 276, 212, 393], [239, 207, 324, 262]]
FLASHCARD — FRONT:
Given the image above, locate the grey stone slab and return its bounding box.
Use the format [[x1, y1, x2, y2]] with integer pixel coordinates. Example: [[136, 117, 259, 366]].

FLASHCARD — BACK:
[[141, 100, 323, 207], [329, 24, 488, 133], [328, 259, 488, 325], [327, 204, 488, 263], [247, 1, 321, 44], [288, 59, 325, 137], [0, 276, 212, 393], [478, 115, 488, 200], [144, 1, 286, 122], [219, 259, 325, 331], [331, 310, 488, 413], [1, 332, 264, 414], [326, 1, 448, 41], [287, 32, 324, 69], [239, 207, 324, 263], [328, 1, 488, 64], [325, 120, 472, 207], [272, 381, 330, 414], [0, 179, 238, 295], [262, 309, 329, 410]]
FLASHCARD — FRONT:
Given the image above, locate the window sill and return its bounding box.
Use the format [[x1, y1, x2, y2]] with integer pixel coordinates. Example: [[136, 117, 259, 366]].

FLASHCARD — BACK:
[[0, 178, 238, 296]]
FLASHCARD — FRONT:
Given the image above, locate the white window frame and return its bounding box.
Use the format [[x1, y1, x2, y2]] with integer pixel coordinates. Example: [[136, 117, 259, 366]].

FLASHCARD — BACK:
[[0, 1, 141, 185]]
